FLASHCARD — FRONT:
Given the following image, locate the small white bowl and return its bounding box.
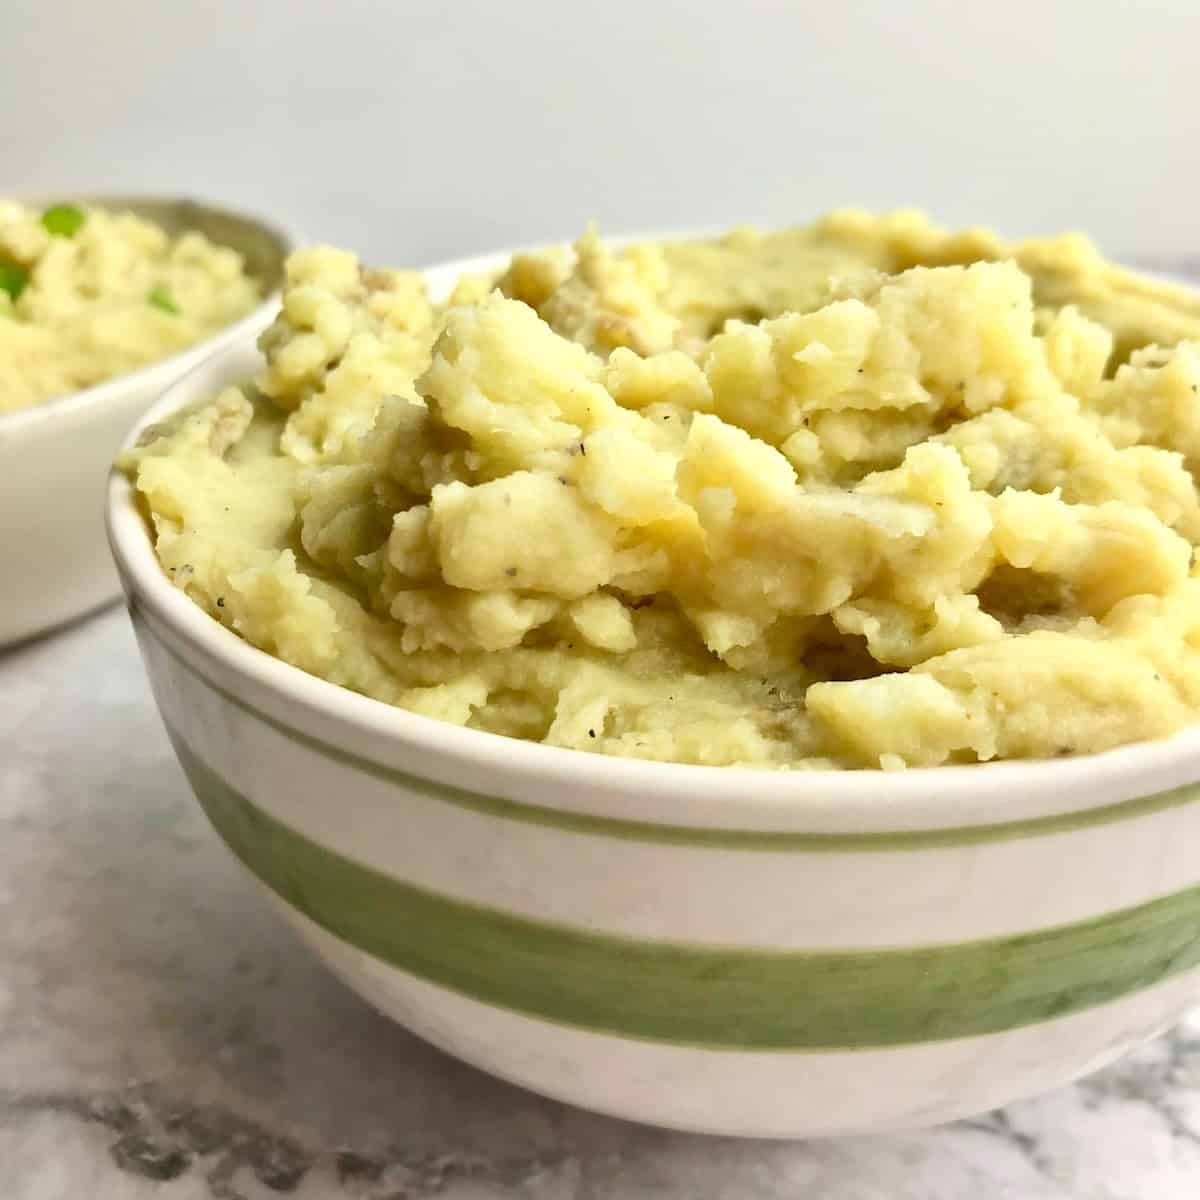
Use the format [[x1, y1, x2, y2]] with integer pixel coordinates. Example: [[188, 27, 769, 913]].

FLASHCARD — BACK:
[[0, 195, 298, 646], [106, 252, 1200, 1139]]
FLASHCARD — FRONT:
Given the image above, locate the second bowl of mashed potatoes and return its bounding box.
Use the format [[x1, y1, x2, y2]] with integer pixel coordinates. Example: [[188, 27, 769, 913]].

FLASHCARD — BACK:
[[1, 194, 296, 645], [1, 197, 265, 414]]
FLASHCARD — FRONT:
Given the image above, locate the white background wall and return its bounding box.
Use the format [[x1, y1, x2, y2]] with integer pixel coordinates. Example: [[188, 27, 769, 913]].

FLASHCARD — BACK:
[[4, 0, 1196, 266]]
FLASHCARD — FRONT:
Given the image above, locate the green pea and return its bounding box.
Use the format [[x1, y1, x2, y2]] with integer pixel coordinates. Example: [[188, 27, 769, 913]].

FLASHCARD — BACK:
[[147, 285, 180, 315], [0, 262, 29, 301], [41, 204, 86, 238]]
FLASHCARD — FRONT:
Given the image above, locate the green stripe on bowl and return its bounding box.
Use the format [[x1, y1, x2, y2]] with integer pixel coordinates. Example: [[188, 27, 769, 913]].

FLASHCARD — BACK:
[[141, 615, 1200, 852], [169, 726, 1200, 1050]]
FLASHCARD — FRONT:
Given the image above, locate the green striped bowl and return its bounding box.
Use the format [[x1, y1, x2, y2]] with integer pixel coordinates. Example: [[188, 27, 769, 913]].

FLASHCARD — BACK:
[[105, 273, 1200, 1138]]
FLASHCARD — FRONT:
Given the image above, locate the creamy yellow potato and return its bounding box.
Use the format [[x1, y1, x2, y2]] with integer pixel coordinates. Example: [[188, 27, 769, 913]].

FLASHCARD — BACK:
[[1, 201, 261, 413], [122, 210, 1200, 769]]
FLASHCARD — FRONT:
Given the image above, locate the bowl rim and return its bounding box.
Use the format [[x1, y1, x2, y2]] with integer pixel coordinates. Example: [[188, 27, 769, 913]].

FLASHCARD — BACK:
[[0, 193, 301, 435], [105, 243, 1200, 834]]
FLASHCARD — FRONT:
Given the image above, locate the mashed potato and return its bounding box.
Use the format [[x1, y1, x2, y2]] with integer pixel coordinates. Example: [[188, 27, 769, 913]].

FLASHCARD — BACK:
[[1, 201, 261, 413], [121, 210, 1200, 769]]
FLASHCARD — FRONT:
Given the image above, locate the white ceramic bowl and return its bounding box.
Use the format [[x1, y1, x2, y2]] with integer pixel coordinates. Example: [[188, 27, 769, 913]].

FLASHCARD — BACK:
[[0, 195, 298, 646], [106, 255, 1200, 1138]]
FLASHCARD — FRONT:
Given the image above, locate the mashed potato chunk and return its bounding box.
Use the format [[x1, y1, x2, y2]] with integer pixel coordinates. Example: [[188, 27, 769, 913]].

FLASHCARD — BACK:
[[122, 211, 1200, 769]]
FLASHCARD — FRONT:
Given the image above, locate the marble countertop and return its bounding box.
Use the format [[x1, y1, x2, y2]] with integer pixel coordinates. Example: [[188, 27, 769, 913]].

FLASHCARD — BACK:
[[4, 605, 1200, 1199]]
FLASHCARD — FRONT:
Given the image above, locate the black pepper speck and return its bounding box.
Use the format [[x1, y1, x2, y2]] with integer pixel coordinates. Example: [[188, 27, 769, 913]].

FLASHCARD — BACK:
[[110, 1134, 191, 1182], [336, 1151, 384, 1183]]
